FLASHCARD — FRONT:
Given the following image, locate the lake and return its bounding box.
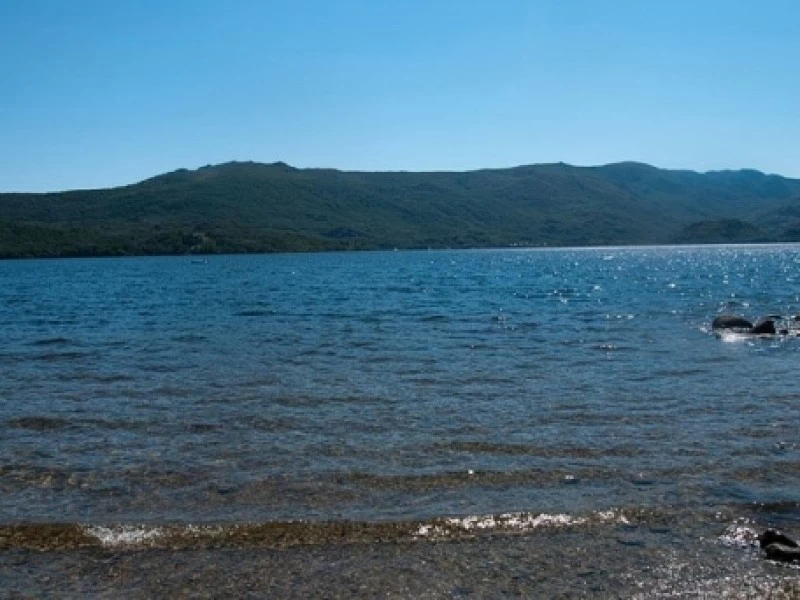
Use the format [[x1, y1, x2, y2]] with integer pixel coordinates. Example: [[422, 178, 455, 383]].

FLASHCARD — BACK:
[[2, 246, 800, 596]]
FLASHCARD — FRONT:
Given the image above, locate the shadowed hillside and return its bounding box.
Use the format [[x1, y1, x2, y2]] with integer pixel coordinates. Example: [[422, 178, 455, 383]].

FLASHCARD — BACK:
[[2, 161, 800, 257]]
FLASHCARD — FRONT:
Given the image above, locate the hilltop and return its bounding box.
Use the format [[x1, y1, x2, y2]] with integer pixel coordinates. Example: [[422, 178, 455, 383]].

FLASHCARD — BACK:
[[2, 161, 800, 257]]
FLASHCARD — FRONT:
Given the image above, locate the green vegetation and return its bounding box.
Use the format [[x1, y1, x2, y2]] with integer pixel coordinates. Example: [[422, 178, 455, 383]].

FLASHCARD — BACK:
[[2, 160, 800, 258], [672, 219, 768, 244]]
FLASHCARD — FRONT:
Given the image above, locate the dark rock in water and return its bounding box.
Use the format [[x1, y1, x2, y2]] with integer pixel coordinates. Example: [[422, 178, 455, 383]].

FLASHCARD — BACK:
[[764, 543, 800, 562], [759, 529, 798, 549], [712, 314, 753, 330], [779, 329, 789, 336], [750, 319, 776, 335]]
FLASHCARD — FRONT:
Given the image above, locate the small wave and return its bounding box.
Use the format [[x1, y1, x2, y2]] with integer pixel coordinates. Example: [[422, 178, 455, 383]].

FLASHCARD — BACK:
[[461, 375, 514, 385], [652, 368, 710, 377], [234, 310, 274, 317], [33, 351, 90, 362], [595, 343, 633, 352], [339, 466, 626, 491], [140, 365, 184, 374], [432, 441, 644, 458], [272, 395, 384, 408], [420, 315, 449, 323], [0, 524, 95, 551], [55, 372, 134, 383], [171, 334, 209, 343], [77, 417, 152, 431], [247, 416, 298, 432], [184, 422, 220, 433], [29, 337, 73, 347], [0, 509, 633, 551], [413, 509, 629, 540], [7, 416, 73, 431], [362, 355, 397, 364], [0, 463, 202, 491], [84, 524, 168, 547]]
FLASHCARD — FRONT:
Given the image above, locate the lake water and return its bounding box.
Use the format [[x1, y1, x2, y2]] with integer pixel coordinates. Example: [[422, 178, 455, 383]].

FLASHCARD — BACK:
[[2, 246, 800, 597]]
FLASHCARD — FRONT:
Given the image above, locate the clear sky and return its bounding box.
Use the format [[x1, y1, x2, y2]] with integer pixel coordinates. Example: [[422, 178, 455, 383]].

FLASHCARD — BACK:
[[1, 0, 798, 191]]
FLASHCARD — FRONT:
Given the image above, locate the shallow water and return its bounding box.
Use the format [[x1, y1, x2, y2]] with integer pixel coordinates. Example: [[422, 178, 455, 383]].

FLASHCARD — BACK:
[[2, 246, 800, 596]]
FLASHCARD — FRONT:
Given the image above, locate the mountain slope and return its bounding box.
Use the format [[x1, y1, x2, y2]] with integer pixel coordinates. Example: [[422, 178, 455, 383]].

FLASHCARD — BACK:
[[1, 161, 799, 257]]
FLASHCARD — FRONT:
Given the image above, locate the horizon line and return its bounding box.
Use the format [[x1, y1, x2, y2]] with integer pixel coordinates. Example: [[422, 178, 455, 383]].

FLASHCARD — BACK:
[[1, 159, 792, 195]]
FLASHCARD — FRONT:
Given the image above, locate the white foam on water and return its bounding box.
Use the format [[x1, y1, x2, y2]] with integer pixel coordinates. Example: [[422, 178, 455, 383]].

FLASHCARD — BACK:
[[82, 523, 228, 548], [83, 525, 166, 547], [717, 330, 750, 343], [414, 509, 629, 539], [718, 519, 760, 549]]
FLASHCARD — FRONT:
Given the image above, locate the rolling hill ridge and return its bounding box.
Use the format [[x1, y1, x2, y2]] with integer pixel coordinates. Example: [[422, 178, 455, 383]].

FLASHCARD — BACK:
[[2, 161, 800, 257]]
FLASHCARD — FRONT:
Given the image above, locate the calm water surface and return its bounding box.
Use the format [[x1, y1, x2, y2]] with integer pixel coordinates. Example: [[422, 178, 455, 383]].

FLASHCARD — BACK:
[[2, 246, 800, 597]]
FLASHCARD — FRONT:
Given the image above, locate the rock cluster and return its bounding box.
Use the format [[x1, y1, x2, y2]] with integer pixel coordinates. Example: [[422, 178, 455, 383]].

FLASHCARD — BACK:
[[711, 314, 799, 336], [759, 529, 800, 562]]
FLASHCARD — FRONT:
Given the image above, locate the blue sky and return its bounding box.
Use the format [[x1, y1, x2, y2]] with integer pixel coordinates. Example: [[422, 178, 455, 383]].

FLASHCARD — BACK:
[[1, 0, 798, 191]]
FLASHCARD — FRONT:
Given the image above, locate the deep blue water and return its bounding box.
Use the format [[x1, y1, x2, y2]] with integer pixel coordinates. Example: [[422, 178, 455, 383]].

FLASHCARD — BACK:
[[2, 246, 800, 531]]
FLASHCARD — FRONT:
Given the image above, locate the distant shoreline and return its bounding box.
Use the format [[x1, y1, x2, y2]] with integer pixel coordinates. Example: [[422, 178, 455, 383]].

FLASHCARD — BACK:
[[2, 241, 799, 262]]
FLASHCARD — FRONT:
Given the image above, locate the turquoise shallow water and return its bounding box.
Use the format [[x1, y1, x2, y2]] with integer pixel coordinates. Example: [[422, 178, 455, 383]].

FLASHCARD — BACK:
[[2, 246, 800, 596]]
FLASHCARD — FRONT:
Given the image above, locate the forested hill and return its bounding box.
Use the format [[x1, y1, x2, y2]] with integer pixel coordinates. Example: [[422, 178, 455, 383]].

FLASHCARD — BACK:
[[2, 160, 800, 258]]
